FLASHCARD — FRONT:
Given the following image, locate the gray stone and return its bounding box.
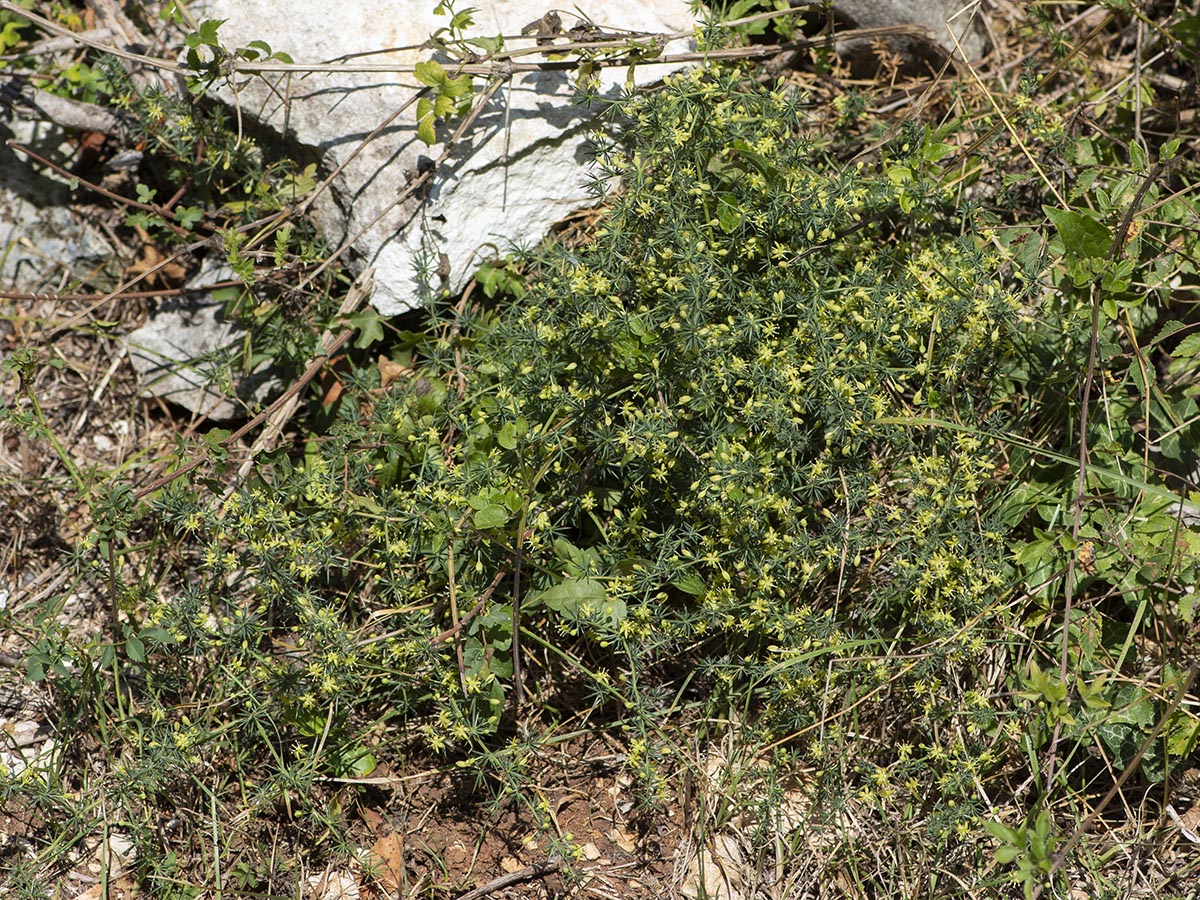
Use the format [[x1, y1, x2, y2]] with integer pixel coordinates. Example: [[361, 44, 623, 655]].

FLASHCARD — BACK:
[[196, 0, 698, 315], [192, 1, 985, 316], [0, 118, 116, 292], [125, 260, 276, 421], [826, 1, 986, 71]]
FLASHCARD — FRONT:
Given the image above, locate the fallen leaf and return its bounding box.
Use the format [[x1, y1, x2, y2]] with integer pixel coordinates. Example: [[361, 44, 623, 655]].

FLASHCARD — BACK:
[[125, 225, 186, 286], [610, 824, 637, 853], [365, 832, 405, 892], [360, 807, 385, 835], [76, 876, 138, 900], [378, 356, 412, 389]]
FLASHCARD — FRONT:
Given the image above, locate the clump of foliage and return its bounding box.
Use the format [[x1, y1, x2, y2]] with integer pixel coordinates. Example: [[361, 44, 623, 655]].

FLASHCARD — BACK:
[[9, 4, 1200, 895], [47, 64, 1036, 856]]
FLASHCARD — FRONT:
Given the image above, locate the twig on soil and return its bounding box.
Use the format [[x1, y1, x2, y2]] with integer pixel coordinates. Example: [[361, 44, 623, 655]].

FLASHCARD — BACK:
[[133, 323, 358, 501], [451, 859, 561, 900], [0, 282, 244, 302], [7, 140, 192, 238], [0, 79, 131, 135]]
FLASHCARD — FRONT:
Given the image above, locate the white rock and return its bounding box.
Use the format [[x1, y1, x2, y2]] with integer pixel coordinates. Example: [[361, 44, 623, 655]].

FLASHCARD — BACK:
[[307, 871, 359, 900], [0, 120, 116, 291], [125, 260, 276, 420], [195, 0, 699, 315], [829, 0, 986, 62], [191, 1, 986, 316]]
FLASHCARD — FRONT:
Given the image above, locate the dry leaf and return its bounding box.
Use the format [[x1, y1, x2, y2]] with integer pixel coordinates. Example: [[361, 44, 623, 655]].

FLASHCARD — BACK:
[[76, 876, 138, 900], [378, 356, 411, 389], [360, 807, 385, 835], [500, 856, 522, 873], [610, 824, 637, 853], [125, 224, 186, 286], [365, 832, 405, 892]]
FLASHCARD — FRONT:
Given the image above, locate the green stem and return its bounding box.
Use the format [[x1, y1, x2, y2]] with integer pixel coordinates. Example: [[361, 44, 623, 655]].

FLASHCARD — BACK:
[[22, 382, 88, 495]]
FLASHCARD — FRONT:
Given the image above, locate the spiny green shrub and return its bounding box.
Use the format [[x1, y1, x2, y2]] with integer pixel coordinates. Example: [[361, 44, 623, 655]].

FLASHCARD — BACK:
[[13, 12, 1200, 893], [111, 66, 1041, 827]]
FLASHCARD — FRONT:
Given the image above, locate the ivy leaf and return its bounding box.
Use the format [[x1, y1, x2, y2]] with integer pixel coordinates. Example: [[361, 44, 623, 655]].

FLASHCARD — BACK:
[[347, 308, 384, 348]]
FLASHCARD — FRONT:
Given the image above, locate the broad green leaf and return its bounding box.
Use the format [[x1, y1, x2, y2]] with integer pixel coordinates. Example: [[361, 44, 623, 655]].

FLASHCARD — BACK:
[[1173, 333, 1200, 360], [467, 35, 504, 53], [498, 422, 520, 450], [414, 60, 446, 88], [984, 820, 1020, 845], [537, 577, 606, 616], [995, 845, 1021, 864], [671, 572, 706, 596], [329, 743, 377, 777], [444, 73, 473, 100], [1149, 319, 1187, 348], [598, 597, 627, 627], [473, 504, 509, 529], [716, 193, 743, 233], [186, 18, 225, 48], [416, 97, 436, 145], [1129, 140, 1147, 171], [348, 309, 384, 348], [1044, 206, 1111, 260], [140, 626, 176, 645], [346, 748, 377, 777], [1166, 711, 1200, 758]]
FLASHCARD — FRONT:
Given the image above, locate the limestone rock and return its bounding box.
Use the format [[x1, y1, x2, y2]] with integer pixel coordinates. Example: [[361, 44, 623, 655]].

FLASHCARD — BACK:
[[827, 0, 987, 72], [195, 0, 698, 315], [0, 119, 116, 292], [126, 260, 276, 421]]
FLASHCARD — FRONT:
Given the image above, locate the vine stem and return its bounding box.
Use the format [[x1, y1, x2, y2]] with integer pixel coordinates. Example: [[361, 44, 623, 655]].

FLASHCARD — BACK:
[[451, 858, 560, 900], [1044, 160, 1164, 795]]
